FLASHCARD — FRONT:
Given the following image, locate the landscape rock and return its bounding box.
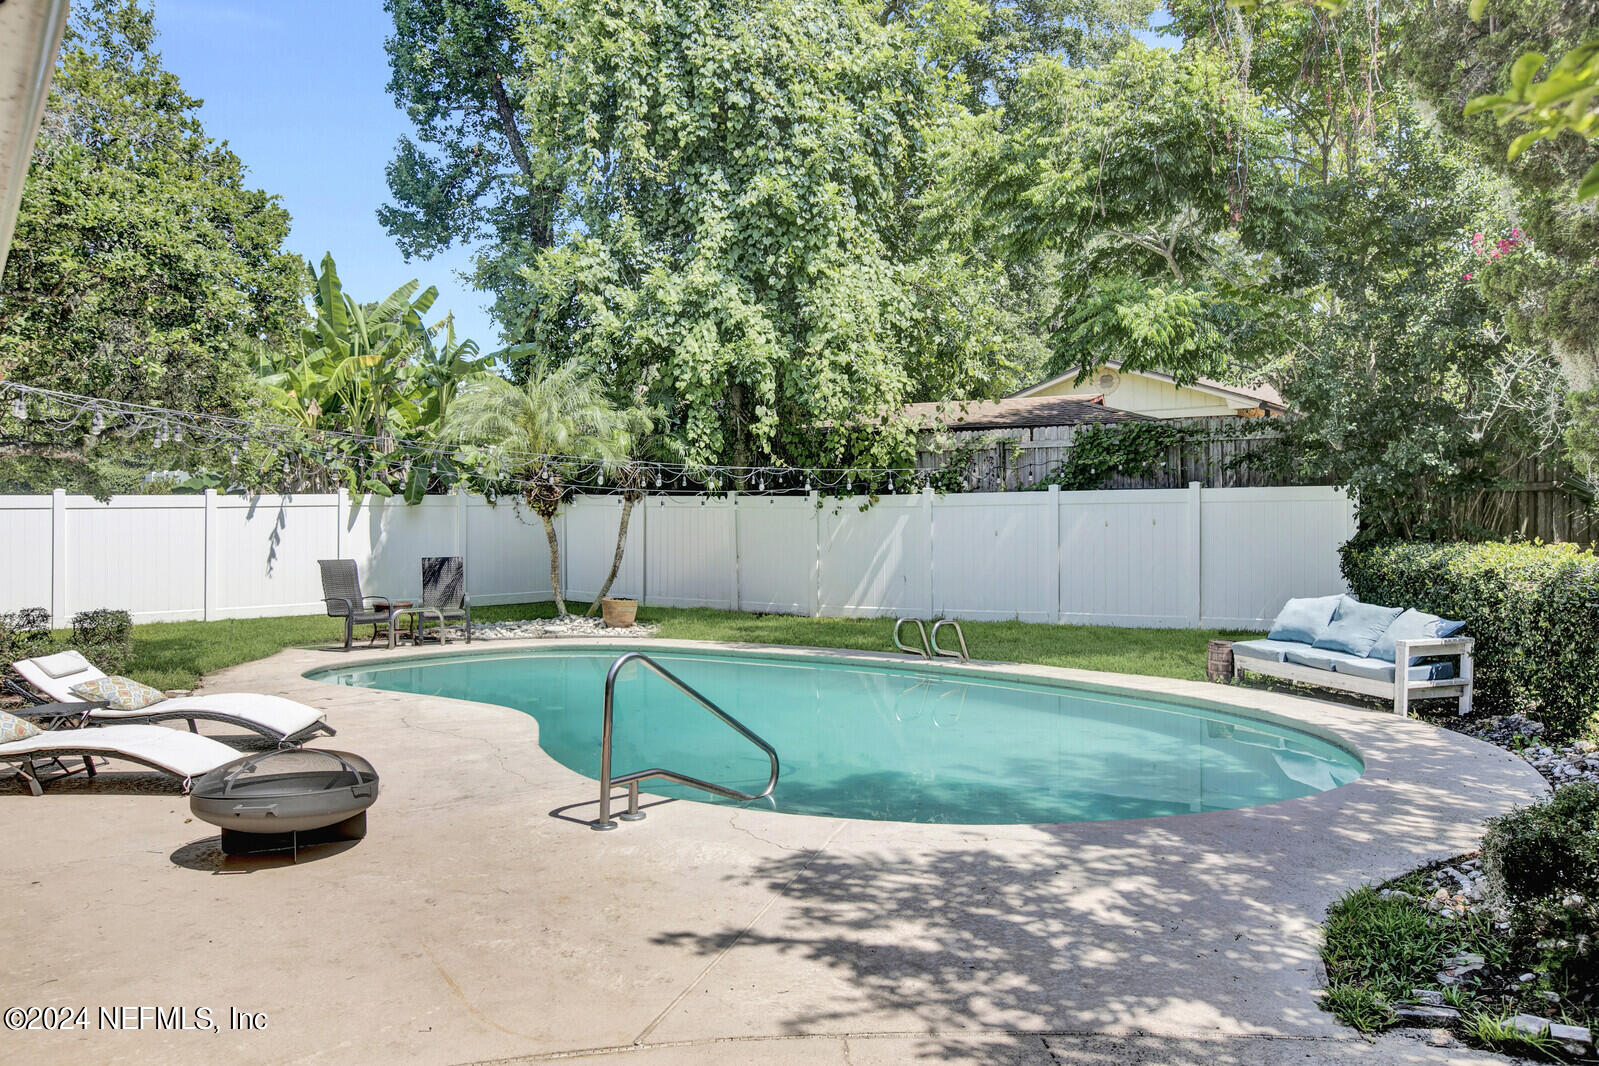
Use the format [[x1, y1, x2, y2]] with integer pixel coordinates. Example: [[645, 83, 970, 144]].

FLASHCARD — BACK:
[[1395, 1005, 1460, 1025], [1408, 989, 1445, 1006], [437, 617, 661, 643], [1548, 1022, 1594, 1056], [1509, 1013, 1549, 1038]]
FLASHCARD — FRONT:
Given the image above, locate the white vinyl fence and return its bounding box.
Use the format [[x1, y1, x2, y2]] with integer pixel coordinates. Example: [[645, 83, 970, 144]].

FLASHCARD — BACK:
[[0, 484, 1356, 629]]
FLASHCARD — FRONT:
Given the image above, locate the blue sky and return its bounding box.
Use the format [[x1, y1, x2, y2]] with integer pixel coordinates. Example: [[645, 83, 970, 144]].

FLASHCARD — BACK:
[[150, 0, 497, 349]]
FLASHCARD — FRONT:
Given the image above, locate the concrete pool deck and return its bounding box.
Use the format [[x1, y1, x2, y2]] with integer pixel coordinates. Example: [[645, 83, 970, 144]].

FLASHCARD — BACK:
[[0, 638, 1548, 1066]]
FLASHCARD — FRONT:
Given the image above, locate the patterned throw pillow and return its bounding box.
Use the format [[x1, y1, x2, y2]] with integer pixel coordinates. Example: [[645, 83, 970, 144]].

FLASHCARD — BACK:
[[69, 675, 167, 711], [0, 709, 41, 744]]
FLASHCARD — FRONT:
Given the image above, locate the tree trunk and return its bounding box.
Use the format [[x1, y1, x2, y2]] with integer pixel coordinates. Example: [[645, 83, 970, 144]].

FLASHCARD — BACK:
[[540, 511, 567, 616], [587, 492, 638, 616]]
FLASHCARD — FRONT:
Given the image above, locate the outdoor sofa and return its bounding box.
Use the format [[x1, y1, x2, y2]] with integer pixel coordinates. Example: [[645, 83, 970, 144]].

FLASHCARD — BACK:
[[1231, 595, 1473, 716], [10, 650, 334, 746]]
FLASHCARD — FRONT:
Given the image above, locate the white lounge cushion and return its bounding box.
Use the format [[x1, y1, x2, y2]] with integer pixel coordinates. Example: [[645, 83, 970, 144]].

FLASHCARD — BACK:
[[15, 655, 326, 738], [1231, 639, 1306, 664], [15, 654, 107, 702], [0, 724, 238, 780], [129, 693, 326, 736]]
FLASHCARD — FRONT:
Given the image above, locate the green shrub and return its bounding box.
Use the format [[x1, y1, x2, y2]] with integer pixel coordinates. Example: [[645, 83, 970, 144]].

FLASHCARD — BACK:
[[0, 607, 55, 670], [1481, 784, 1599, 992], [70, 609, 133, 674], [1341, 539, 1599, 738]]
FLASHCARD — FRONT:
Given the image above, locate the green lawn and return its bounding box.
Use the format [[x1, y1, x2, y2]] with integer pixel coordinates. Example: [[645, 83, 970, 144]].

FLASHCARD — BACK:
[[117, 602, 1257, 692]]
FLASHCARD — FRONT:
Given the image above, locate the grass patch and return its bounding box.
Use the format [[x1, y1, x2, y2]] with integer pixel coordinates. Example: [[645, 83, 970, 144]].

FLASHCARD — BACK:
[[1321, 882, 1499, 1032], [87, 601, 1257, 692]]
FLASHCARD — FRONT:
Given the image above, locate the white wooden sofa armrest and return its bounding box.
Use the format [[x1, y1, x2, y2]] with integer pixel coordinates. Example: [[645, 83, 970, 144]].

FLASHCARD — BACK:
[[1392, 637, 1474, 718], [1393, 636, 1474, 659]]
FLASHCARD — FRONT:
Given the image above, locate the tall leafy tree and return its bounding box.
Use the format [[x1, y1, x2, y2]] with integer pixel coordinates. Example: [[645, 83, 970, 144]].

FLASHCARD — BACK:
[[0, 0, 303, 416], [934, 42, 1288, 385], [380, 0, 558, 339], [505, 0, 1012, 468]]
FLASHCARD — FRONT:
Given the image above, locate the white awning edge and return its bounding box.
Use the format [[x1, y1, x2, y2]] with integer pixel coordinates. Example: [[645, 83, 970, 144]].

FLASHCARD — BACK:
[[0, 0, 71, 282]]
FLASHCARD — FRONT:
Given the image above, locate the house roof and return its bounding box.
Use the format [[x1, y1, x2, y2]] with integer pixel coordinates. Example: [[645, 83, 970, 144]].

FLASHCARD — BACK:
[[900, 395, 1152, 432], [1013, 361, 1286, 412]]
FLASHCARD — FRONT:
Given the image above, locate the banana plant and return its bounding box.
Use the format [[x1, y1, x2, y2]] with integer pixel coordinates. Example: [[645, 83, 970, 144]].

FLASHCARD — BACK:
[[255, 253, 489, 495]]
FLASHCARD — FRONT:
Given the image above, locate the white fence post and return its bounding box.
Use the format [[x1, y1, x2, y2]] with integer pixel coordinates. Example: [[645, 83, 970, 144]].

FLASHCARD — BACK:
[[335, 488, 349, 558], [49, 488, 66, 625], [203, 488, 218, 621], [1187, 482, 1204, 627], [730, 491, 741, 612], [1049, 483, 1062, 624], [922, 486, 935, 617], [809, 490, 821, 617]]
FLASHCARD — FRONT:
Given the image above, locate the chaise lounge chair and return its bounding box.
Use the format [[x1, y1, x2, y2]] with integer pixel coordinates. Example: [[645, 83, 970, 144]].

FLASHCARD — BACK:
[[0, 719, 240, 795], [10, 651, 334, 746]]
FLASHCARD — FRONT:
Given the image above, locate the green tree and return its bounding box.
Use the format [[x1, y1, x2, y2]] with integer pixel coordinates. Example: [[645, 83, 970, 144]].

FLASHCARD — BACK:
[[1396, 0, 1599, 479], [0, 0, 303, 416], [936, 42, 1289, 386], [379, 0, 558, 338], [448, 362, 638, 615], [504, 0, 1010, 469]]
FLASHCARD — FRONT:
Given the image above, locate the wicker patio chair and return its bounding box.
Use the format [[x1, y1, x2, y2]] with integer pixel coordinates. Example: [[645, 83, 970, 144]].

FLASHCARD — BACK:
[[421, 556, 471, 643], [318, 559, 394, 650]]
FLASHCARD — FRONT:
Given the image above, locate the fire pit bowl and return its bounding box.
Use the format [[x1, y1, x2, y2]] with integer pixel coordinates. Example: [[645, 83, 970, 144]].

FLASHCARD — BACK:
[[190, 748, 378, 856]]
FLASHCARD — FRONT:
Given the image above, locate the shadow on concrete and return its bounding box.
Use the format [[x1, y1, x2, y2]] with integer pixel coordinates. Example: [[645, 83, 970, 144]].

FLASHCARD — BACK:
[[169, 834, 362, 873]]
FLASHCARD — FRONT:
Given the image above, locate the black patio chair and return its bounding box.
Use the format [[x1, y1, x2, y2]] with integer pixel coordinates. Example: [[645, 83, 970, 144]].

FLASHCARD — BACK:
[[421, 556, 471, 644], [318, 559, 395, 650]]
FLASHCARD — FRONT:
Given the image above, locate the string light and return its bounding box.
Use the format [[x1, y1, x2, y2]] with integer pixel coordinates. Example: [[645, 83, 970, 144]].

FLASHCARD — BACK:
[[0, 381, 925, 498]]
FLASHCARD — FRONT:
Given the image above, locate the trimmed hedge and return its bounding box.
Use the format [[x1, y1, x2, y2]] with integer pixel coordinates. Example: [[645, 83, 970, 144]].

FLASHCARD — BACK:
[[1341, 540, 1599, 738]]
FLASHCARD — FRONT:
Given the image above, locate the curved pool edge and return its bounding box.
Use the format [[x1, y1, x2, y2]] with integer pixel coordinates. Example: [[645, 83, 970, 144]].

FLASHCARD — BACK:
[[302, 638, 1370, 777], [284, 634, 1548, 837]]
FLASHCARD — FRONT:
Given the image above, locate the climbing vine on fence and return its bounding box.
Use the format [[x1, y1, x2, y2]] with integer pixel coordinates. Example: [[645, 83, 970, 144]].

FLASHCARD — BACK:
[[1032, 419, 1285, 491]]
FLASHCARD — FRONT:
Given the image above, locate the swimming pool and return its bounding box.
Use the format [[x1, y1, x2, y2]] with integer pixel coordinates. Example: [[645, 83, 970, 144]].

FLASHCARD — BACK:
[[313, 646, 1363, 825]]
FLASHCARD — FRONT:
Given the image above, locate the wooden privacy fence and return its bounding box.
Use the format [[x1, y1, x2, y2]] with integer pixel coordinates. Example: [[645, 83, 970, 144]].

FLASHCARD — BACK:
[[0, 484, 1357, 629], [916, 417, 1292, 492], [1459, 456, 1599, 547]]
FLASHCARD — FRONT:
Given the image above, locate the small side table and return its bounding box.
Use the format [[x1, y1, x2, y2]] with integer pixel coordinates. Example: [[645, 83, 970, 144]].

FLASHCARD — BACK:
[[386, 603, 448, 649], [12, 700, 109, 730]]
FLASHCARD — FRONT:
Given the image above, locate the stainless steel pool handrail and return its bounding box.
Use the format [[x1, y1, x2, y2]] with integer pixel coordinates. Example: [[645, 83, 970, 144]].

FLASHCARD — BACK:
[[930, 619, 970, 662], [592, 652, 780, 831], [893, 617, 932, 658]]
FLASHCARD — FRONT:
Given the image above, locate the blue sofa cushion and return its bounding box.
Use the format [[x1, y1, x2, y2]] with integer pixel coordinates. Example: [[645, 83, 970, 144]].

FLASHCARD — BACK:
[[1231, 639, 1307, 664], [1335, 656, 1457, 683], [1266, 595, 1342, 645], [1368, 609, 1467, 663], [1313, 596, 1404, 657], [1284, 646, 1352, 672]]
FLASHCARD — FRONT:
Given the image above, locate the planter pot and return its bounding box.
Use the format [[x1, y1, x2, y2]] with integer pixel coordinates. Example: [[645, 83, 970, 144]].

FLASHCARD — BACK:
[[601, 597, 638, 628]]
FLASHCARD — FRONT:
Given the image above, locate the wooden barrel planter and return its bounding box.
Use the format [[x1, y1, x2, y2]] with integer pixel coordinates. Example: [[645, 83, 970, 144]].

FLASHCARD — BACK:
[[1206, 640, 1235, 683]]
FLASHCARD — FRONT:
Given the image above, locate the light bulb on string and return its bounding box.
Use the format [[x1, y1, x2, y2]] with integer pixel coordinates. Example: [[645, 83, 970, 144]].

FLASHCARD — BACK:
[[90, 412, 105, 436], [10, 398, 25, 421]]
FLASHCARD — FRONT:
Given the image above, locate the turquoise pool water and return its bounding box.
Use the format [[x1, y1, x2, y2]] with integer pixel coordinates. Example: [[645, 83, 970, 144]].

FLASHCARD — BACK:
[[314, 647, 1363, 825]]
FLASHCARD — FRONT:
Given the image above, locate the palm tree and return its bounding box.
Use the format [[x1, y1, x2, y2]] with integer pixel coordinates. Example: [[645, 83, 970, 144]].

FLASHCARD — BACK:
[[448, 360, 639, 616]]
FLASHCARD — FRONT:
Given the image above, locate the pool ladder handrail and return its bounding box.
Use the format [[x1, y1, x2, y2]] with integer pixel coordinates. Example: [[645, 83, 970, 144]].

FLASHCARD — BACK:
[[592, 651, 780, 831], [892, 617, 932, 658], [893, 617, 971, 662], [931, 619, 971, 662]]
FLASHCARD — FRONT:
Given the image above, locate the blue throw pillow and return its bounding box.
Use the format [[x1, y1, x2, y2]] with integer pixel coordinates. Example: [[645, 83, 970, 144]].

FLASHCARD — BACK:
[[1266, 595, 1343, 645], [1368, 608, 1466, 663], [1313, 596, 1404, 657]]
